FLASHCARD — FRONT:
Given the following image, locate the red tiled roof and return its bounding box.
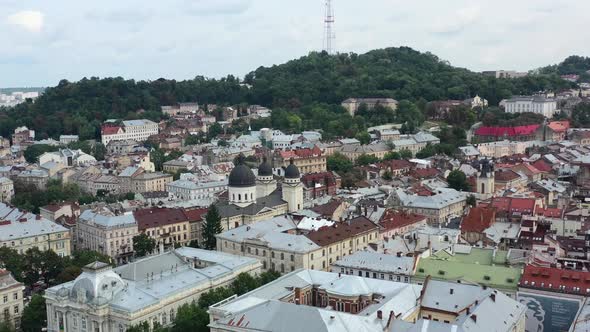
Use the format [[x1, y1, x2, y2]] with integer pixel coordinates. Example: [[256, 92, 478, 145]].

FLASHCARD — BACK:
[[379, 210, 427, 231], [535, 207, 563, 218], [311, 199, 343, 217], [305, 216, 378, 246], [182, 207, 208, 221], [490, 197, 536, 215], [134, 207, 189, 230], [532, 159, 552, 173], [474, 124, 540, 138], [519, 265, 590, 295], [512, 163, 541, 175], [494, 169, 520, 182], [302, 172, 338, 187], [461, 207, 496, 233], [548, 121, 570, 133], [410, 168, 439, 179], [101, 126, 122, 135], [381, 159, 412, 170]]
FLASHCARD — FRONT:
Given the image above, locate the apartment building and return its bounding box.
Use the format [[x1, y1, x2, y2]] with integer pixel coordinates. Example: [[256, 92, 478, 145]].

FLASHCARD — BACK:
[[341, 97, 398, 116], [216, 215, 379, 273], [0, 270, 24, 329], [390, 188, 467, 224], [0, 177, 14, 203], [273, 146, 327, 174], [0, 203, 71, 256], [76, 209, 138, 264], [131, 172, 173, 193], [166, 177, 227, 201], [135, 207, 191, 248], [502, 96, 558, 118], [101, 119, 159, 145], [339, 143, 390, 163], [331, 251, 416, 283]]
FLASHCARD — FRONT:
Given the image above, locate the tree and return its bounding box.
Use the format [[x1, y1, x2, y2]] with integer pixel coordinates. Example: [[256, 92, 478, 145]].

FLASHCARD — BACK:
[[207, 123, 223, 141], [466, 195, 477, 207], [0, 247, 25, 282], [20, 294, 46, 332], [231, 273, 259, 296], [23, 248, 64, 286], [92, 143, 107, 161], [133, 233, 156, 257], [415, 144, 437, 159], [355, 131, 371, 145], [197, 287, 235, 309], [0, 321, 14, 332], [126, 322, 151, 332], [23, 144, 58, 163], [327, 153, 353, 173], [383, 151, 401, 160], [355, 154, 379, 166], [201, 205, 223, 250], [257, 270, 281, 285], [170, 303, 209, 332], [447, 170, 470, 191], [399, 149, 413, 159]]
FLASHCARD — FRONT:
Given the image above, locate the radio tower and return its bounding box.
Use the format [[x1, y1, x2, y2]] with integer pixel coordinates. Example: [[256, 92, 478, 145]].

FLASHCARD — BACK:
[[323, 0, 335, 54]]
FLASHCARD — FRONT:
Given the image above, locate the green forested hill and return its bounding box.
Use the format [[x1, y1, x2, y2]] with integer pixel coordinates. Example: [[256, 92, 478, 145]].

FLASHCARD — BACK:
[[0, 47, 575, 140], [246, 47, 571, 107]]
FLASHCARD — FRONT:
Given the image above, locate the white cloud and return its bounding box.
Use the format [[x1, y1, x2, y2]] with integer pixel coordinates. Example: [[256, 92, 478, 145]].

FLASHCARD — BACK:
[[431, 6, 481, 35], [7, 10, 44, 33]]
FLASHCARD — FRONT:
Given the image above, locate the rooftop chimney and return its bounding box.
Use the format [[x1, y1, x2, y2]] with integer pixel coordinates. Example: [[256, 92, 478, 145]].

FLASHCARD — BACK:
[[490, 293, 496, 302], [450, 288, 454, 295], [470, 314, 477, 323], [377, 310, 383, 320]]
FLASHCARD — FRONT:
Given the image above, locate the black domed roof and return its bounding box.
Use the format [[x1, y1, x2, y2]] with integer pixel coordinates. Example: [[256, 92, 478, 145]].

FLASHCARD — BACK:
[[258, 156, 273, 177], [284, 158, 300, 179], [229, 156, 256, 187]]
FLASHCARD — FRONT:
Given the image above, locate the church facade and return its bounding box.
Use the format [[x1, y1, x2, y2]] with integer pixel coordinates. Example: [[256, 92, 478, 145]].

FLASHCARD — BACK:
[[216, 156, 303, 231]]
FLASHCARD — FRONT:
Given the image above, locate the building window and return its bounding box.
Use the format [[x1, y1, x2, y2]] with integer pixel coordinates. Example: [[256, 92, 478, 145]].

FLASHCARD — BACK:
[[3, 295, 7, 303], [13, 305, 18, 315], [290, 254, 294, 262], [281, 253, 284, 260]]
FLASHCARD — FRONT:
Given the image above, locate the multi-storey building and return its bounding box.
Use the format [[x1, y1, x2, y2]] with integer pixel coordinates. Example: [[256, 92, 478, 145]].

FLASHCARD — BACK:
[[166, 177, 227, 201], [16, 169, 49, 190], [0, 203, 71, 256], [390, 188, 467, 224], [131, 172, 173, 193], [502, 96, 558, 118], [101, 119, 159, 145], [341, 97, 398, 116], [273, 146, 326, 175], [339, 143, 390, 163], [208, 270, 526, 332], [45, 248, 261, 332], [135, 207, 191, 248], [76, 209, 138, 264], [216, 215, 379, 273], [0, 177, 14, 203], [331, 251, 416, 283], [0, 270, 24, 329]]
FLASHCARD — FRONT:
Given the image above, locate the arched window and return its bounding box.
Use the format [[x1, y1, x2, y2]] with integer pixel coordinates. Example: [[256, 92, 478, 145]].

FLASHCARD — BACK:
[[238, 194, 241, 201], [481, 183, 485, 194]]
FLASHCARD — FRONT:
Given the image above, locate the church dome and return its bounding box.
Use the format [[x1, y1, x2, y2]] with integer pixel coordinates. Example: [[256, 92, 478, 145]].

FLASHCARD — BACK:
[[258, 156, 273, 177], [229, 155, 256, 187], [284, 158, 300, 179]]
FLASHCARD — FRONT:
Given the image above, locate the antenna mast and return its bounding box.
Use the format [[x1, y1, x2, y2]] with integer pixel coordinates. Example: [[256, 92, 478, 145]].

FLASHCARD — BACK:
[[323, 0, 335, 54]]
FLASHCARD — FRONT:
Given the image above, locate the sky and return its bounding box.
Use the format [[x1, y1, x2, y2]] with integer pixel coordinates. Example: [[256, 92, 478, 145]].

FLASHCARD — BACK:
[[1, 0, 589, 87]]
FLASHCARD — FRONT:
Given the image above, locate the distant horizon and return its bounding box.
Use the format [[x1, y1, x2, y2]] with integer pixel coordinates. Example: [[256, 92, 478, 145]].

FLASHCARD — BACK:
[[2, 0, 589, 87]]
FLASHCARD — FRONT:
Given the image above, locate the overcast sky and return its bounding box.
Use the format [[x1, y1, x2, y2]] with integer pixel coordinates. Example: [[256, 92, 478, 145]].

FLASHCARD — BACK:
[[2, 0, 589, 87]]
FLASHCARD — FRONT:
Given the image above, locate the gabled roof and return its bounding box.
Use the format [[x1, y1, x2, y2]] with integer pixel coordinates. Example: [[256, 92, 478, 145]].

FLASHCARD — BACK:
[[474, 125, 540, 137], [461, 207, 496, 233]]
